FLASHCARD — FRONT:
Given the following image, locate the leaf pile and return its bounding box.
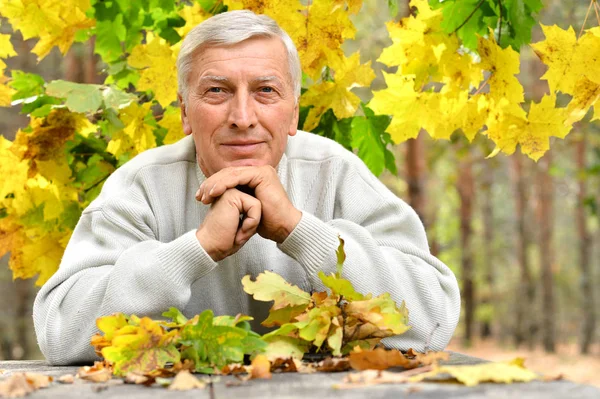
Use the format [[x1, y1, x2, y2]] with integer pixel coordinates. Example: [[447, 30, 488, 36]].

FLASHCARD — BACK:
[[243, 237, 410, 359]]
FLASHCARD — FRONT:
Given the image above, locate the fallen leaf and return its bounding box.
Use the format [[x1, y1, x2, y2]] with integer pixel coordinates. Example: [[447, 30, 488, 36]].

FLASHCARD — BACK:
[[334, 366, 432, 389], [0, 373, 35, 398], [168, 370, 206, 391], [413, 351, 450, 366], [77, 362, 112, 383], [349, 347, 413, 370], [410, 358, 538, 387], [316, 357, 351, 372], [124, 372, 149, 385], [58, 374, 74, 384], [543, 373, 564, 382], [221, 363, 247, 375], [271, 357, 299, 373], [249, 355, 272, 379], [23, 373, 52, 389]]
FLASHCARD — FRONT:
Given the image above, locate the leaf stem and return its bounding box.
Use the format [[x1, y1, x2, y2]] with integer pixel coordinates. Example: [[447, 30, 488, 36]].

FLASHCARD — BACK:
[[472, 74, 492, 97], [453, 0, 486, 34], [579, 0, 595, 39]]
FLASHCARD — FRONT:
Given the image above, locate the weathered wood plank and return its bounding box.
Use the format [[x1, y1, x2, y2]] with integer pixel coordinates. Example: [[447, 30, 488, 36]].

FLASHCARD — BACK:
[[1, 353, 599, 399]]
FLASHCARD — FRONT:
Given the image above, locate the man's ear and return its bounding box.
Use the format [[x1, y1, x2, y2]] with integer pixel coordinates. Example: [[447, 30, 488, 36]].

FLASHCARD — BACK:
[[289, 102, 300, 137], [178, 93, 192, 136]]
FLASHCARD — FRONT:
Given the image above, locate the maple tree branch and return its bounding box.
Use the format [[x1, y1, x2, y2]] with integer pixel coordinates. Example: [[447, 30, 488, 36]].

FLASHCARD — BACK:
[[497, 0, 503, 44], [579, 0, 595, 39], [472, 74, 492, 97], [453, 0, 486, 34]]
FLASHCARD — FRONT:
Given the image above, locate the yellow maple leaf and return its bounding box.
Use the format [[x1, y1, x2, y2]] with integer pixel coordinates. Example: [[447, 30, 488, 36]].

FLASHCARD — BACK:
[[159, 106, 185, 145], [411, 358, 538, 387], [378, 0, 451, 88], [484, 98, 527, 157], [300, 52, 374, 130], [423, 90, 487, 140], [565, 76, 600, 125], [128, 35, 178, 107], [9, 231, 68, 285], [478, 34, 524, 104], [297, 0, 356, 78], [0, 81, 15, 106], [369, 72, 434, 143], [177, 2, 210, 38], [531, 25, 600, 95], [107, 102, 157, 158], [520, 94, 571, 161], [1, 0, 95, 60], [0, 32, 17, 58]]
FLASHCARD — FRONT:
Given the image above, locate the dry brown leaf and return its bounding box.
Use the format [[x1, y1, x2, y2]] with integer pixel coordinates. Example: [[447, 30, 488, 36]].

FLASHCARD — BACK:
[[0, 372, 53, 398], [249, 355, 272, 379], [221, 363, 247, 375], [334, 366, 432, 389], [58, 374, 75, 384], [271, 357, 299, 373], [77, 362, 112, 383], [349, 347, 414, 370], [413, 351, 450, 366], [168, 370, 206, 391], [316, 357, 351, 372], [543, 373, 564, 382]]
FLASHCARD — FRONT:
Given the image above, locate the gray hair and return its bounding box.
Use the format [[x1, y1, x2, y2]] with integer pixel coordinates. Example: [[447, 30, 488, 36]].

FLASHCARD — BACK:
[[176, 10, 302, 102]]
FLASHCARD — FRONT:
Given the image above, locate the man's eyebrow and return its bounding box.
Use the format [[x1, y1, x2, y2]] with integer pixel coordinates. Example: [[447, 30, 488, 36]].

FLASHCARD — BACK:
[[252, 76, 283, 85], [199, 76, 229, 84]]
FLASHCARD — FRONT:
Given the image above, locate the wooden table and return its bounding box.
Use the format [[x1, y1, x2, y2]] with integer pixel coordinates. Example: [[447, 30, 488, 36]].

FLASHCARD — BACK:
[[1, 352, 599, 398]]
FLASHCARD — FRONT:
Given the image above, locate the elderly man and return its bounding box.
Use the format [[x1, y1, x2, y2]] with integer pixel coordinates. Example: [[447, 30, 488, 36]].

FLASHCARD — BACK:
[[33, 10, 460, 365]]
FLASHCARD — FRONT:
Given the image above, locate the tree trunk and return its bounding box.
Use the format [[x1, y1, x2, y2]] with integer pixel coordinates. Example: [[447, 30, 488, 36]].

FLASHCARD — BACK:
[[576, 131, 595, 354], [13, 278, 31, 359], [480, 169, 494, 339], [537, 154, 556, 353], [405, 133, 427, 225], [457, 154, 475, 346], [511, 155, 536, 348]]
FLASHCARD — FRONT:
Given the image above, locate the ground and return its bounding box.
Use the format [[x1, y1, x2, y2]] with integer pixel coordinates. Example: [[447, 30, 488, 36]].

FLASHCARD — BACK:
[[447, 338, 600, 388]]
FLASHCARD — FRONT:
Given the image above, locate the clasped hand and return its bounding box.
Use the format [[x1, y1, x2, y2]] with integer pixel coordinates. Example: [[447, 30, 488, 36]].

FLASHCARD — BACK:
[[194, 166, 302, 261]]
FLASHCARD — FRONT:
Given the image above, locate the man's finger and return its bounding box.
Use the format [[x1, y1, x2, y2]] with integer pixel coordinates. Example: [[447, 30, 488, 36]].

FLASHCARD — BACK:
[[234, 192, 261, 245], [198, 166, 271, 204]]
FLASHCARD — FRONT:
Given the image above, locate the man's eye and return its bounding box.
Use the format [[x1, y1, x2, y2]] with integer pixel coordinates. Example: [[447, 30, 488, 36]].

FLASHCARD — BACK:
[[208, 87, 222, 93], [260, 87, 274, 93]]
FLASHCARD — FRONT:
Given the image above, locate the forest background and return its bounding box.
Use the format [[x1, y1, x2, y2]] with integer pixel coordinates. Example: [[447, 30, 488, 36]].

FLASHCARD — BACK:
[[0, 0, 599, 386]]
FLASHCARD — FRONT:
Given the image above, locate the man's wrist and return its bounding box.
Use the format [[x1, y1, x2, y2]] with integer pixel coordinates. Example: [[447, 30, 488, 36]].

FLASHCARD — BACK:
[[275, 208, 302, 243], [195, 228, 224, 262]]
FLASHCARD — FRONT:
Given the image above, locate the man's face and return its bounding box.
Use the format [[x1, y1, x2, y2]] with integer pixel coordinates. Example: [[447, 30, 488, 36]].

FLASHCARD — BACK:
[[179, 36, 299, 177]]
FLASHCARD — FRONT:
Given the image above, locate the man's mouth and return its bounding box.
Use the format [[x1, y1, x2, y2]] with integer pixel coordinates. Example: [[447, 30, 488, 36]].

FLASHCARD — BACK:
[[221, 142, 264, 155]]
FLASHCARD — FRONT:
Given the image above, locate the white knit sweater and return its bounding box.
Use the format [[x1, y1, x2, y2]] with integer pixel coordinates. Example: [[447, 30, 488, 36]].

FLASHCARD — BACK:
[[33, 131, 460, 365]]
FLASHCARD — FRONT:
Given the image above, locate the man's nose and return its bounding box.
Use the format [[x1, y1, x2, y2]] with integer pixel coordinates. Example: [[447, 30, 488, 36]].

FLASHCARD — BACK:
[[228, 91, 258, 130]]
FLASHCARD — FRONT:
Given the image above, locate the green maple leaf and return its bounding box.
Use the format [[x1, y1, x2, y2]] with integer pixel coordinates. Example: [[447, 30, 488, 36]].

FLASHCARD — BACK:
[[46, 80, 103, 113], [179, 310, 265, 373], [350, 106, 396, 176], [503, 0, 543, 49]]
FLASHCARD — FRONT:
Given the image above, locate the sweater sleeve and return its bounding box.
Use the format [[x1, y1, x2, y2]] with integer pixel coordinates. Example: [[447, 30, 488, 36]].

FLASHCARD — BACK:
[[278, 159, 460, 353], [33, 201, 217, 365]]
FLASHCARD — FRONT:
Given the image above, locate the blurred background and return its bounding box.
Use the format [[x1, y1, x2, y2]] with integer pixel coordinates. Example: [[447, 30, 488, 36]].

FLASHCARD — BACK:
[[1, 0, 599, 386]]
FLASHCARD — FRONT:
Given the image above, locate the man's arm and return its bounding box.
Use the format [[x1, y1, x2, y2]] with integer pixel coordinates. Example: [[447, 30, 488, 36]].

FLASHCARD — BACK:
[[33, 183, 260, 365]]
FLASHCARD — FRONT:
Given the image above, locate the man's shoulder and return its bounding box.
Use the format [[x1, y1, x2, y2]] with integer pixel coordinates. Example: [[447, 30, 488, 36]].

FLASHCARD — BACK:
[[286, 130, 354, 163], [88, 136, 196, 209], [110, 135, 196, 183]]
